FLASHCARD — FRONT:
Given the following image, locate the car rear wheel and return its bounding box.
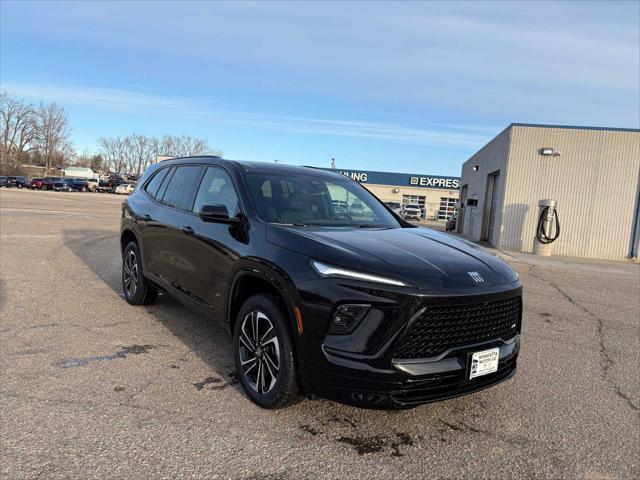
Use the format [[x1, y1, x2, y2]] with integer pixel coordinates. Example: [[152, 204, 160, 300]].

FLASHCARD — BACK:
[[122, 241, 157, 305], [234, 294, 299, 409]]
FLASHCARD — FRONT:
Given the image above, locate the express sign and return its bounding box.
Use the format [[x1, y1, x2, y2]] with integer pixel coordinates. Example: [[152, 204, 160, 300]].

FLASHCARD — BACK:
[[410, 176, 460, 189], [322, 168, 461, 190]]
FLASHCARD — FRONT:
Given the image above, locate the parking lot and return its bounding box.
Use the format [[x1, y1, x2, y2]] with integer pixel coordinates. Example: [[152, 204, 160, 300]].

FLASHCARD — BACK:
[[1, 188, 638, 479]]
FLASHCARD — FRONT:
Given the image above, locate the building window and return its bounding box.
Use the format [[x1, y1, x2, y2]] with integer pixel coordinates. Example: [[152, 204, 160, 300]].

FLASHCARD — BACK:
[[438, 197, 457, 221]]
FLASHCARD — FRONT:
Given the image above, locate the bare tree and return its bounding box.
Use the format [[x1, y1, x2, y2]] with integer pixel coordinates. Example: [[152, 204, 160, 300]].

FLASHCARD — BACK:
[[98, 136, 128, 174], [151, 134, 220, 158], [100, 133, 222, 176], [0, 91, 37, 172], [74, 149, 92, 168], [90, 154, 105, 173], [33, 102, 71, 171], [73, 150, 104, 172], [175, 135, 209, 156], [126, 133, 154, 177]]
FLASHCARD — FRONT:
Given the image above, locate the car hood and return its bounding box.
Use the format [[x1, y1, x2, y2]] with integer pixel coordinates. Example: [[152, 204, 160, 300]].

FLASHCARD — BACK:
[[266, 225, 519, 291]]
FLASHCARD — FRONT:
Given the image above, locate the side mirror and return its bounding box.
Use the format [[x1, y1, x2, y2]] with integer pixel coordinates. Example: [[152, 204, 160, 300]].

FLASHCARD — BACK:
[[198, 204, 240, 224]]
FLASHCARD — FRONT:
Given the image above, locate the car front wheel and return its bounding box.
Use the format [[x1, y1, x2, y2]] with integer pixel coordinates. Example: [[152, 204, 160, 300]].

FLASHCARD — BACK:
[[122, 241, 157, 305], [234, 294, 299, 409]]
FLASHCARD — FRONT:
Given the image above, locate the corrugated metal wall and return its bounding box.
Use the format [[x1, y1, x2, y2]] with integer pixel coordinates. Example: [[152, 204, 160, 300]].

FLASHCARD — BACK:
[[459, 127, 512, 245], [502, 126, 640, 260]]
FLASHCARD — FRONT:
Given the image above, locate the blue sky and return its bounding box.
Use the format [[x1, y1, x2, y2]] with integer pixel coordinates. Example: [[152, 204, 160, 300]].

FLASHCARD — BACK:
[[1, 1, 638, 176]]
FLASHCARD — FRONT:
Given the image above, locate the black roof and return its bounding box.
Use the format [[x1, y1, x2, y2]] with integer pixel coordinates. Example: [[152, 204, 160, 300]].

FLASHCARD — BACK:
[[159, 156, 345, 179]]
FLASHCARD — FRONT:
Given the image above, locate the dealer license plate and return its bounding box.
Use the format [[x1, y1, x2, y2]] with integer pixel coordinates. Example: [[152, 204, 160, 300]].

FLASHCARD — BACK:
[[470, 348, 500, 380]]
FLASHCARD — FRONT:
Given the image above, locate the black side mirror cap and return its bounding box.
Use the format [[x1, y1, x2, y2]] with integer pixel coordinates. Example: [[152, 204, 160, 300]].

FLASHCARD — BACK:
[[198, 204, 241, 224]]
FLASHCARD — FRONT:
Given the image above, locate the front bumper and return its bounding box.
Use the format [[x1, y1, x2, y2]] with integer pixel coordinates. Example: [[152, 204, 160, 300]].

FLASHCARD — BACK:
[[308, 336, 518, 408], [295, 278, 522, 409]]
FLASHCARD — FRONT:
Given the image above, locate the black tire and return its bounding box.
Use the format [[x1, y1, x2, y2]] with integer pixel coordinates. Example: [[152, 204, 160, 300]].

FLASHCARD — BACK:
[[234, 294, 299, 409], [122, 241, 157, 306]]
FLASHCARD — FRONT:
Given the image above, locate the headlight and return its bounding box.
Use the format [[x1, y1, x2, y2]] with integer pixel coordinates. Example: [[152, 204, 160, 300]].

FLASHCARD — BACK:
[[311, 261, 407, 287]]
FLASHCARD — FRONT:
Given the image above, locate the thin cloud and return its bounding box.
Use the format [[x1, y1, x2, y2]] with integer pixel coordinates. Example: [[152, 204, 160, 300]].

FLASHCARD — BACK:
[[4, 83, 494, 148], [3, 83, 206, 113]]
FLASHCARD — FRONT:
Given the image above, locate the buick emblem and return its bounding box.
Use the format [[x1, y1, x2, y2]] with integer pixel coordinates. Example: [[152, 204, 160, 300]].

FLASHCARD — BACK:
[[468, 271, 484, 283]]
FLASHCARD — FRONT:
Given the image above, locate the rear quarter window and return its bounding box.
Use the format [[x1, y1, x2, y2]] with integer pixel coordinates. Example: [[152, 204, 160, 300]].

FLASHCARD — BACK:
[[144, 168, 169, 199]]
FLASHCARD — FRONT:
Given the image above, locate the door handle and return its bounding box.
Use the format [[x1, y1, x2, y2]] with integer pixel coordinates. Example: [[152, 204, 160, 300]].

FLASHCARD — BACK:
[[180, 226, 194, 235], [141, 214, 152, 222]]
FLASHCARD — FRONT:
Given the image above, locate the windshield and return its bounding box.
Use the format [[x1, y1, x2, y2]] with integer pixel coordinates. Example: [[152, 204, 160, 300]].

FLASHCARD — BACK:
[[246, 172, 401, 228]]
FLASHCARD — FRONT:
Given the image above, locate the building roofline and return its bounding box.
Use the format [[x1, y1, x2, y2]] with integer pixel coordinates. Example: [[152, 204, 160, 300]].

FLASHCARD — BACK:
[[320, 167, 460, 180], [509, 122, 640, 133]]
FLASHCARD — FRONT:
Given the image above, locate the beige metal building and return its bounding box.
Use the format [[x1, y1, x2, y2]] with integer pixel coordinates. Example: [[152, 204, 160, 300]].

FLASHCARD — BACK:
[[458, 123, 640, 261], [323, 168, 460, 220]]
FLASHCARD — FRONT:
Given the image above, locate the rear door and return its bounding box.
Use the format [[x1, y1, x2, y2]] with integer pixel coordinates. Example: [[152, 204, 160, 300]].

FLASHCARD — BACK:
[[138, 165, 202, 286], [176, 166, 244, 311]]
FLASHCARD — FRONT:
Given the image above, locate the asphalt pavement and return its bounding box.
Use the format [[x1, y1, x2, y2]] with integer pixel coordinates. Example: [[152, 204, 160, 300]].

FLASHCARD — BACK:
[[1, 188, 638, 479]]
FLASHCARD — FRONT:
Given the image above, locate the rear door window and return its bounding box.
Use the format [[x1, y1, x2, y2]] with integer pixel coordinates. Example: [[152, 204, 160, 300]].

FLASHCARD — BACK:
[[161, 166, 203, 211]]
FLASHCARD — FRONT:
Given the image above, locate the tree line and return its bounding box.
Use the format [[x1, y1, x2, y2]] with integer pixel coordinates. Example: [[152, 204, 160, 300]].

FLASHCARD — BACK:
[[0, 91, 72, 174], [98, 133, 221, 177], [0, 90, 222, 176]]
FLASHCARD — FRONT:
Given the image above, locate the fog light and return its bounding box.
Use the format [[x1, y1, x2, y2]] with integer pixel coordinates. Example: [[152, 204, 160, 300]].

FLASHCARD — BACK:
[[329, 304, 370, 334]]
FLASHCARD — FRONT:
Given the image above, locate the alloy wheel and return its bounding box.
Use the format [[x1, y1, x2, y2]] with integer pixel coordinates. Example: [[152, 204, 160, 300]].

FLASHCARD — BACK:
[[123, 250, 138, 298], [238, 311, 281, 394]]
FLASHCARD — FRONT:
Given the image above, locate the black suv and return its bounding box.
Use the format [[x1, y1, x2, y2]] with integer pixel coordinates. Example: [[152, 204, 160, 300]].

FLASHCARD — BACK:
[[6, 176, 29, 188], [53, 177, 88, 192], [121, 157, 522, 409]]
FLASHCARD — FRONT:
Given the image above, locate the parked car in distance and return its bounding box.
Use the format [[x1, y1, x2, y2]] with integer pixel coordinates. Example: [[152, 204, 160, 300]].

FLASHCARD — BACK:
[[384, 201, 402, 216], [53, 178, 74, 191], [402, 203, 422, 220], [349, 202, 364, 215], [108, 175, 126, 190], [120, 157, 522, 410], [331, 199, 348, 214], [41, 177, 60, 190], [446, 213, 457, 232], [86, 178, 99, 192], [72, 178, 89, 191], [7, 176, 29, 188], [53, 177, 86, 192], [115, 183, 135, 195], [0, 176, 8, 187], [29, 178, 44, 189], [97, 180, 112, 193]]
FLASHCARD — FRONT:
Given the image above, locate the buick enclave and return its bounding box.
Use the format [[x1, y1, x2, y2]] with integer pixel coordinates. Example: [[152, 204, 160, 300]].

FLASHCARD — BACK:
[[120, 157, 522, 409]]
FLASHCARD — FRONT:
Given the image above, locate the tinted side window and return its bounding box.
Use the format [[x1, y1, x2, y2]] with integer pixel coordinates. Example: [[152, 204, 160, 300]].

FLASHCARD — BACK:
[[156, 167, 175, 201], [144, 168, 169, 199], [193, 167, 240, 216], [161, 166, 203, 211]]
